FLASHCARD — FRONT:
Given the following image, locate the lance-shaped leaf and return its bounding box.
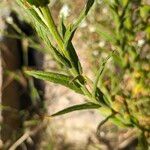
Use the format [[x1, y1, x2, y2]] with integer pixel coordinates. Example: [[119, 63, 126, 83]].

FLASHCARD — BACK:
[[64, 0, 95, 47], [62, 0, 95, 74], [59, 16, 66, 38], [37, 25, 71, 68], [29, 8, 48, 31], [93, 52, 114, 105], [16, 0, 49, 34], [26, 0, 49, 7], [61, 23, 83, 74], [66, 40, 83, 75], [25, 70, 83, 94], [71, 0, 95, 32], [49, 44, 72, 68], [51, 102, 101, 117]]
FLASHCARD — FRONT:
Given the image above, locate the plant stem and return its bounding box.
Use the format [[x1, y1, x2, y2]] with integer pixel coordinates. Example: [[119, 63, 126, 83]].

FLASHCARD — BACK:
[[40, 7, 78, 74], [40, 6, 66, 56]]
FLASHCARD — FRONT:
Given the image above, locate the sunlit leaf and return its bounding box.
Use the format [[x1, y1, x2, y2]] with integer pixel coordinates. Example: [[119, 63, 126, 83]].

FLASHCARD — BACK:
[[25, 70, 83, 94], [26, 0, 49, 7], [51, 102, 100, 117]]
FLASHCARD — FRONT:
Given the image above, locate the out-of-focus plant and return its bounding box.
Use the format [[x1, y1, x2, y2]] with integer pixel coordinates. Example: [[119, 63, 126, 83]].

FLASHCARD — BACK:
[[16, 0, 150, 149], [95, 0, 150, 149], [0, 9, 47, 149]]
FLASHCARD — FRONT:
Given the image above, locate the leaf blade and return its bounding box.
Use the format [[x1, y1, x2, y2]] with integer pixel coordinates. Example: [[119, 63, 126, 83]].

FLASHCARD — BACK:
[[72, 0, 95, 31], [51, 102, 100, 117], [25, 70, 83, 94]]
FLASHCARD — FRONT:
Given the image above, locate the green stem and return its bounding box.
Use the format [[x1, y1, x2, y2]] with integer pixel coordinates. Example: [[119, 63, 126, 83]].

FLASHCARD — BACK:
[[40, 7, 77, 73], [40, 6, 66, 56]]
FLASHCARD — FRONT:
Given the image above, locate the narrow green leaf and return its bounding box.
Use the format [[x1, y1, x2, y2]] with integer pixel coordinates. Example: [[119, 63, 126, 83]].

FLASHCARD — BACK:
[[93, 52, 114, 104], [50, 44, 72, 68], [25, 70, 83, 94], [66, 41, 83, 75], [51, 102, 100, 117], [16, 0, 48, 33], [39, 6, 66, 57], [26, 0, 49, 7], [59, 16, 66, 38], [61, 0, 95, 75], [92, 51, 114, 105], [36, 25, 71, 68], [64, 25, 74, 45], [96, 25, 117, 44], [72, 0, 95, 31], [29, 8, 48, 31], [64, 0, 95, 44], [62, 23, 83, 75]]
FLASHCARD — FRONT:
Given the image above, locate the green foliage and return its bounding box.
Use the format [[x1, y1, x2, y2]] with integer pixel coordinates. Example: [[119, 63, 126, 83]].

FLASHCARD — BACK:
[[17, 0, 150, 148], [25, 70, 83, 94], [26, 0, 49, 7], [95, 0, 150, 148], [140, 5, 150, 20], [51, 102, 100, 117]]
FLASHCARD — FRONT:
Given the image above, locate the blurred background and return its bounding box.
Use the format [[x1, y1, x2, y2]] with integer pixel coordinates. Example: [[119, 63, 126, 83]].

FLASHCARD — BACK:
[[0, 0, 150, 149]]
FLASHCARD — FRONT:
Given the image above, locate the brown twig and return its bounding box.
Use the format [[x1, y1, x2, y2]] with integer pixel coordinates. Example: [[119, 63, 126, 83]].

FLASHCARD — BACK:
[[9, 122, 46, 150]]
